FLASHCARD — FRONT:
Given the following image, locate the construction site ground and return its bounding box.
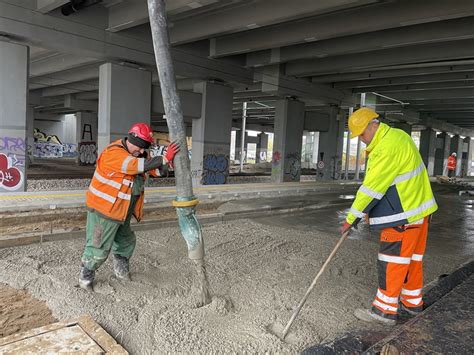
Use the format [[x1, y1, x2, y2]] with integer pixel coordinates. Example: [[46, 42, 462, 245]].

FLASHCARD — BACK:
[[0, 182, 473, 353]]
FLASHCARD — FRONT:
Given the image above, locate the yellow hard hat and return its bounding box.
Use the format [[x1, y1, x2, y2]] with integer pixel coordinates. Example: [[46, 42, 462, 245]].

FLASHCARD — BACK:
[[349, 107, 379, 138]]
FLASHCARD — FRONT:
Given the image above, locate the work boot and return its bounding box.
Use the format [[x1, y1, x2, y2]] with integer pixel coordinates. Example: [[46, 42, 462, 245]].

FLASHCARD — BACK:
[[113, 254, 131, 280], [79, 264, 95, 291], [354, 308, 396, 326], [399, 302, 423, 316]]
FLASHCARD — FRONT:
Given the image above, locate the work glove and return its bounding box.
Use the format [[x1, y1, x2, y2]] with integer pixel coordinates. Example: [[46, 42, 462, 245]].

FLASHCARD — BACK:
[[144, 156, 163, 172], [164, 141, 180, 168], [340, 221, 352, 236]]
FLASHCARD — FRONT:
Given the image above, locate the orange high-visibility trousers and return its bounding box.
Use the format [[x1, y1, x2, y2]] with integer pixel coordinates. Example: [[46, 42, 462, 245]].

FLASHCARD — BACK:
[[372, 217, 429, 320]]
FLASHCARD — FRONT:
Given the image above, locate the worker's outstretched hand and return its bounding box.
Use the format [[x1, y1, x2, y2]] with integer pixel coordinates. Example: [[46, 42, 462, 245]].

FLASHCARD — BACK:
[[340, 221, 352, 236], [164, 141, 181, 168]]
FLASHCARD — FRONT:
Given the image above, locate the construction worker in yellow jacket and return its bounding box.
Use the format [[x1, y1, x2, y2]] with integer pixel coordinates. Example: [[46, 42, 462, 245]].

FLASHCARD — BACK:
[[79, 123, 179, 291], [342, 108, 438, 325]]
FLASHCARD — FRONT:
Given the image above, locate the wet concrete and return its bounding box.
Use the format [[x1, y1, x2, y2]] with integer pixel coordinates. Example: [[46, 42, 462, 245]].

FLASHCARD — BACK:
[[254, 184, 474, 353], [255, 184, 474, 258]]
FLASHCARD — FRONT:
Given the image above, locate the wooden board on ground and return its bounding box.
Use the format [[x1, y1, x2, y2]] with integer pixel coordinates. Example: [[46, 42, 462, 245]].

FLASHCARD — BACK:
[[0, 314, 127, 354]]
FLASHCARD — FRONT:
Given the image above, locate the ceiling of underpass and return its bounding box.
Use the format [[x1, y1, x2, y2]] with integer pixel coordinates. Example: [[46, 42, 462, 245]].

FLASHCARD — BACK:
[[4, 0, 474, 134]]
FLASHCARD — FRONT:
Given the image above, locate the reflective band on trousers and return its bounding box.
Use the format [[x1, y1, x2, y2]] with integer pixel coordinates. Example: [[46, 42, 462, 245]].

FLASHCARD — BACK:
[[350, 207, 365, 218], [401, 288, 422, 296], [369, 198, 437, 225], [373, 299, 398, 312], [377, 289, 399, 304], [94, 171, 121, 190], [404, 297, 422, 305], [360, 185, 384, 200], [378, 253, 411, 264], [122, 156, 134, 173], [412, 254, 423, 261], [89, 185, 116, 204], [392, 162, 425, 185]]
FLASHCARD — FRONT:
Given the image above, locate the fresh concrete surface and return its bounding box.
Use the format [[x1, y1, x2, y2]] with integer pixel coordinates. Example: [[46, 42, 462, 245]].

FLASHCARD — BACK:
[[0, 183, 472, 353]]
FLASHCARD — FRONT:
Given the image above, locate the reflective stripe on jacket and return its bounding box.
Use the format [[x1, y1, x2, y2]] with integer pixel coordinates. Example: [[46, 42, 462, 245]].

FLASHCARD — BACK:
[[447, 156, 456, 171], [86, 139, 150, 223], [346, 123, 438, 230]]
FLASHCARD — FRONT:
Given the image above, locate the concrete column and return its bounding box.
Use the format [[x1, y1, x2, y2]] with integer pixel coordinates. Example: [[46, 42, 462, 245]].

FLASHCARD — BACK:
[[0, 41, 28, 192], [461, 137, 472, 177], [466, 137, 473, 177], [191, 81, 233, 185], [450, 135, 464, 176], [271, 98, 305, 183], [234, 129, 247, 163], [434, 133, 450, 176], [420, 128, 437, 176], [394, 122, 412, 135], [25, 105, 35, 167], [317, 107, 345, 180], [256, 132, 268, 162], [98, 63, 152, 153]]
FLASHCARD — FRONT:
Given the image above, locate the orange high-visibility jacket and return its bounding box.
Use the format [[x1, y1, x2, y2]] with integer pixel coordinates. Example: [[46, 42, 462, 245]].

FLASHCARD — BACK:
[[447, 155, 456, 171], [86, 139, 160, 223]]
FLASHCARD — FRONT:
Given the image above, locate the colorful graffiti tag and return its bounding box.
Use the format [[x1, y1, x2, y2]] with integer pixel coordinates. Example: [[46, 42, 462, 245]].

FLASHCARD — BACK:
[[33, 142, 77, 158], [0, 136, 27, 167], [285, 152, 301, 180], [201, 154, 229, 185], [78, 142, 97, 165], [0, 153, 24, 191]]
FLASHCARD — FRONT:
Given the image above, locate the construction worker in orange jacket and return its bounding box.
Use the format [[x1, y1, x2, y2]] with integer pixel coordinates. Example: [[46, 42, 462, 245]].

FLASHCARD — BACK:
[[79, 123, 179, 291], [447, 152, 457, 178]]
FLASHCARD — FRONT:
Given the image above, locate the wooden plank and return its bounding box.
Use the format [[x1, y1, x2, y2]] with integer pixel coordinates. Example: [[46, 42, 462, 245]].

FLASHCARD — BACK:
[[0, 315, 127, 354]]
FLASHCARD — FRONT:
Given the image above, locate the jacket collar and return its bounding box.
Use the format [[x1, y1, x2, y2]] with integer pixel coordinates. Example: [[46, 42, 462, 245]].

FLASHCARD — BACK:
[[365, 122, 390, 153]]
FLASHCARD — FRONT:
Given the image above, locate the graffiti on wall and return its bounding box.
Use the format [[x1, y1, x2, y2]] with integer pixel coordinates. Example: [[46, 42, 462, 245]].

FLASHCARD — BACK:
[[201, 154, 229, 185], [33, 128, 77, 158], [285, 152, 301, 180], [0, 136, 27, 167], [0, 153, 24, 191], [34, 128, 62, 145], [33, 142, 77, 158], [78, 142, 97, 165]]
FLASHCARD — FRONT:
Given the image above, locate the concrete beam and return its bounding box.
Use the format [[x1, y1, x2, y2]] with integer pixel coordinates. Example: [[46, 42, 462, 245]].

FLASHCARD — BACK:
[[387, 89, 474, 101], [245, 17, 474, 65], [352, 81, 474, 94], [39, 79, 99, 97], [30, 54, 100, 77], [75, 91, 99, 100], [0, 2, 254, 85], [384, 108, 420, 124], [312, 64, 474, 83], [177, 0, 376, 46], [259, 65, 344, 104], [212, 0, 474, 57], [36, 0, 68, 13], [334, 72, 474, 89], [286, 38, 474, 77], [422, 117, 474, 137], [151, 86, 202, 118], [107, 0, 219, 32], [29, 64, 100, 90], [64, 95, 98, 112]]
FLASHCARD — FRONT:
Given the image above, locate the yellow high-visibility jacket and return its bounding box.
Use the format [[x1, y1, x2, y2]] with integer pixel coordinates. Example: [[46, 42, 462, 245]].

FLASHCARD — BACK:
[[346, 123, 437, 229]]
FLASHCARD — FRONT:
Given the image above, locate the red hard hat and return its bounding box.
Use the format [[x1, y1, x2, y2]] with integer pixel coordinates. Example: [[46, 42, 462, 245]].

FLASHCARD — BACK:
[[128, 123, 154, 143]]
